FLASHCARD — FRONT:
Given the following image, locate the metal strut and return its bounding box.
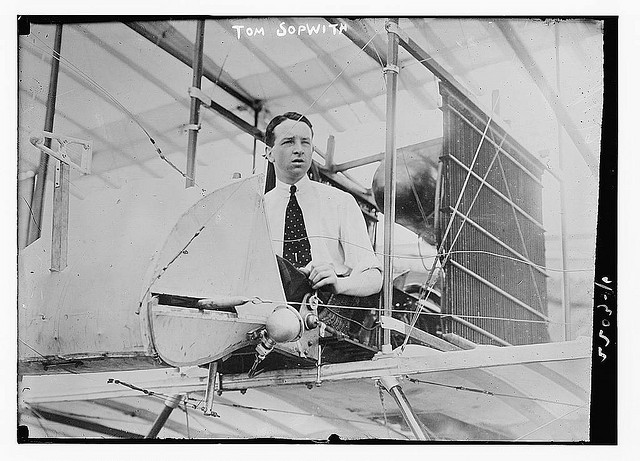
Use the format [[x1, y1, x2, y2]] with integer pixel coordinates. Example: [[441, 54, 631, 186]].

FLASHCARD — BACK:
[[381, 17, 400, 352], [379, 376, 431, 441], [145, 394, 183, 439]]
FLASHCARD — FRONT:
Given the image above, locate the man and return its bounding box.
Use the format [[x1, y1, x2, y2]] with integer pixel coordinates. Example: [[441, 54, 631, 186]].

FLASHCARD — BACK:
[[263, 112, 382, 302]]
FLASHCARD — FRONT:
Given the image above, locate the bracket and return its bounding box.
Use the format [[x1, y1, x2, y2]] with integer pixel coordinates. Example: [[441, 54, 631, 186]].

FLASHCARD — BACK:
[[383, 64, 399, 75], [30, 131, 93, 174], [188, 86, 212, 107]]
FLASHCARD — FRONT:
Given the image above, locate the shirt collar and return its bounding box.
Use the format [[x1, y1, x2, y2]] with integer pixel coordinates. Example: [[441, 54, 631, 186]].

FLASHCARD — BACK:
[[275, 174, 312, 195]]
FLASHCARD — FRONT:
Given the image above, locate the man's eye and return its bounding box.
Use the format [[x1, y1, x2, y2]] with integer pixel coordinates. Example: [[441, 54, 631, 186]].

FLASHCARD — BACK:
[[302, 140, 310, 145], [282, 140, 292, 144]]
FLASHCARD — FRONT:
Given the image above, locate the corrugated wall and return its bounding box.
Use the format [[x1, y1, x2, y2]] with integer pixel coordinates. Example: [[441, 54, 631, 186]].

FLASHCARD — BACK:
[[438, 83, 549, 345]]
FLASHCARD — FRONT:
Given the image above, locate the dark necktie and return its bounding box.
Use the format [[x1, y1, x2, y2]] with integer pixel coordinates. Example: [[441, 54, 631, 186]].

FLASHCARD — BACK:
[[283, 184, 312, 268]]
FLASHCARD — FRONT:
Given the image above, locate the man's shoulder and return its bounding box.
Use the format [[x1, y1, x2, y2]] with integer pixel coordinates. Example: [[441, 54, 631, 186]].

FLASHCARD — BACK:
[[309, 180, 354, 202]]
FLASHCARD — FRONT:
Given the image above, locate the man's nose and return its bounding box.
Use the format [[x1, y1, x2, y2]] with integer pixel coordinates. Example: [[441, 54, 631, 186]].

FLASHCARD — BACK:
[[292, 139, 304, 153]]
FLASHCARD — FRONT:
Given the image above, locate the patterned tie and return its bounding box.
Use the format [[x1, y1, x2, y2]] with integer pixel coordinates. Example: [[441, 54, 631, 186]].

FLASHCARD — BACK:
[[283, 185, 312, 268]]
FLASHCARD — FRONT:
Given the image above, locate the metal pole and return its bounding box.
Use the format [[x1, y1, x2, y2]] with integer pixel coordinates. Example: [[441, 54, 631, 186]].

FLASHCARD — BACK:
[[555, 25, 572, 341], [379, 376, 430, 440], [185, 19, 205, 188], [381, 18, 399, 352], [203, 361, 219, 416], [145, 394, 183, 439], [27, 24, 63, 244]]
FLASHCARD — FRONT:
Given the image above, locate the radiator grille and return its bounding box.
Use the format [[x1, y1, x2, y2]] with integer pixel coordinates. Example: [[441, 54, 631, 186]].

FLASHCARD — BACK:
[[438, 84, 549, 345]]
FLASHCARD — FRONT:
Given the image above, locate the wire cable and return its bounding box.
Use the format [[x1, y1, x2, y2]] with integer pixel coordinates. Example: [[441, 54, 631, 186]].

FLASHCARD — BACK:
[[26, 33, 203, 190], [406, 376, 584, 408]]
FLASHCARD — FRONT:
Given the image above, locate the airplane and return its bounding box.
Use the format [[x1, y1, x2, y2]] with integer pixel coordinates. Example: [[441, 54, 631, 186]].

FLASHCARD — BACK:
[[17, 17, 609, 441]]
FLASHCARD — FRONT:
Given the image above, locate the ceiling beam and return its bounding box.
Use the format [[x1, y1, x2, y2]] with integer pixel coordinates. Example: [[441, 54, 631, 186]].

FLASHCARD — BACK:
[[124, 21, 261, 111], [495, 20, 599, 178], [408, 18, 483, 96], [326, 18, 439, 110], [287, 18, 385, 122], [216, 22, 347, 133], [74, 26, 257, 163]]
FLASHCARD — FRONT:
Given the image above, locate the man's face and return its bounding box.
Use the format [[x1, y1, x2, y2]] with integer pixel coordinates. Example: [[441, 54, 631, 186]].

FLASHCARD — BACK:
[[266, 119, 313, 185]]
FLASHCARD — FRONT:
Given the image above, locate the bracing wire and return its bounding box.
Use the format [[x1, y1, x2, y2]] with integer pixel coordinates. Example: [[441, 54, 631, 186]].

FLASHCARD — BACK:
[[204, 295, 573, 327], [398, 96, 500, 352], [105, 379, 408, 432], [405, 376, 584, 408], [514, 404, 588, 441], [272, 235, 594, 273]]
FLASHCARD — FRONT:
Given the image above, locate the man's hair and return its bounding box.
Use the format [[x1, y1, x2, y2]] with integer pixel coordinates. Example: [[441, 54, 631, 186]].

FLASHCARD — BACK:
[[264, 112, 313, 148]]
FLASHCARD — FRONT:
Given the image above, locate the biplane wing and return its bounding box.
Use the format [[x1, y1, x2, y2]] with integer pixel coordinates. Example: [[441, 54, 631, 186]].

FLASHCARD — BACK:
[[20, 337, 591, 440]]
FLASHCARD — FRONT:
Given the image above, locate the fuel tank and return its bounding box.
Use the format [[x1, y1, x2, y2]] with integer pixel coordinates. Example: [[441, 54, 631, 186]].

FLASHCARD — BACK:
[[371, 138, 442, 245]]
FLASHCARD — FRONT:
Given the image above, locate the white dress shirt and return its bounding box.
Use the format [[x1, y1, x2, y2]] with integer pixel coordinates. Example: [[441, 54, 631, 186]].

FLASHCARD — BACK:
[[264, 175, 382, 277]]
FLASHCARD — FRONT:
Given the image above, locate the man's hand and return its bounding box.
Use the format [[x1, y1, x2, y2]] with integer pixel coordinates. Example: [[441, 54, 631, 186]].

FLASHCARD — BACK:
[[300, 261, 340, 293]]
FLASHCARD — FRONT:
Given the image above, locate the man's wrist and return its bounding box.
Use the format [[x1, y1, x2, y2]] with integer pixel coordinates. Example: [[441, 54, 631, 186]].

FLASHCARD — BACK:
[[334, 276, 346, 295]]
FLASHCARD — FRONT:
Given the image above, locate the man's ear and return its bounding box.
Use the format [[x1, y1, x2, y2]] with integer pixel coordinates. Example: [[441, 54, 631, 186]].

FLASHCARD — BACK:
[[265, 146, 273, 162]]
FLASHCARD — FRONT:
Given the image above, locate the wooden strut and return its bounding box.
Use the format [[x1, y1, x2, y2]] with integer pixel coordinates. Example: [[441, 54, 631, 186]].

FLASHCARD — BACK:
[[185, 20, 205, 188]]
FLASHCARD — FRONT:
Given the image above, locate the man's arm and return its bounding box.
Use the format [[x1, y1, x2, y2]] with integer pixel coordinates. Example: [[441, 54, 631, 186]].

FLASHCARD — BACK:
[[300, 262, 382, 297]]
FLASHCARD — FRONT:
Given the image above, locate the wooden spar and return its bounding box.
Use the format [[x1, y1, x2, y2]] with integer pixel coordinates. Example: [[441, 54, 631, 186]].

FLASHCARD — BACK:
[[218, 337, 590, 391], [21, 337, 592, 402], [332, 152, 384, 172], [28, 24, 63, 245], [185, 20, 205, 188], [379, 316, 459, 352], [381, 18, 399, 351]]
